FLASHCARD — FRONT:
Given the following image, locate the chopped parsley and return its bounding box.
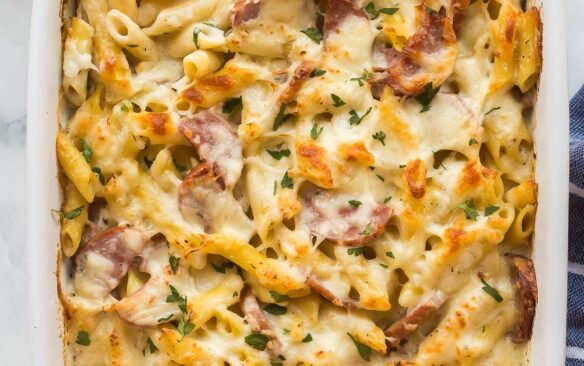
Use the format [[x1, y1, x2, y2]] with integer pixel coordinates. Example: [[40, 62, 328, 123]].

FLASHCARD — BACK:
[[127, 44, 139, 48], [310, 69, 327, 77], [281, 171, 294, 189], [372, 131, 386, 145], [91, 166, 105, 185], [485, 106, 501, 115], [267, 149, 291, 160], [361, 223, 373, 235], [52, 206, 84, 220], [365, 2, 399, 19], [376, 174, 385, 182], [79, 139, 92, 163], [415, 82, 440, 113], [192, 27, 201, 48], [263, 304, 287, 315], [384, 196, 392, 203], [301, 333, 313, 342], [120, 104, 129, 113], [380, 263, 389, 268], [245, 333, 270, 350], [349, 200, 362, 208], [273, 105, 292, 130], [273, 180, 277, 195], [169, 255, 180, 275], [349, 107, 372, 126], [386, 251, 395, 258], [147, 337, 158, 353], [283, 328, 291, 334], [347, 333, 372, 361], [157, 314, 173, 323], [76, 330, 91, 346], [269, 291, 290, 303], [399, 164, 406, 168], [380, 7, 400, 15], [347, 247, 364, 256], [350, 69, 369, 87], [177, 317, 195, 340], [223, 97, 243, 114], [331, 94, 346, 107], [301, 27, 323, 43], [166, 285, 188, 314], [457, 199, 478, 220], [311, 123, 324, 140], [469, 138, 478, 145], [480, 277, 503, 302], [484, 205, 500, 216]]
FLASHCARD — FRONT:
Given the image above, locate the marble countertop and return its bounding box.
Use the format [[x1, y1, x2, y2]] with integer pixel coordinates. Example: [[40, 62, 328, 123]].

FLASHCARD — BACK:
[[0, 0, 582, 364]]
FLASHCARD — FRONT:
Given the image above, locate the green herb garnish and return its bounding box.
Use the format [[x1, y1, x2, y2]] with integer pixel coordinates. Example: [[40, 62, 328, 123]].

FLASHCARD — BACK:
[[347, 333, 372, 361], [310, 69, 327, 77], [269, 291, 290, 303], [91, 166, 105, 185], [485, 106, 501, 115], [301, 333, 313, 342], [80, 139, 92, 163], [166, 285, 188, 314], [281, 171, 294, 189], [480, 277, 503, 302], [267, 149, 291, 160], [192, 27, 201, 48], [331, 94, 346, 107], [457, 199, 478, 220], [347, 247, 364, 256], [76, 330, 90, 346], [245, 333, 270, 350], [263, 304, 287, 315], [169, 255, 180, 275], [415, 82, 440, 113], [52, 206, 84, 220], [349, 107, 372, 126], [311, 123, 324, 140], [301, 28, 323, 43], [372, 131, 386, 145], [484, 205, 500, 216], [349, 200, 362, 208], [147, 337, 158, 353]]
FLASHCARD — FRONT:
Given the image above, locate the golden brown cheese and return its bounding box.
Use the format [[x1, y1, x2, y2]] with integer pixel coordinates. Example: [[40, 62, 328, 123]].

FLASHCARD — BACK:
[[57, 0, 541, 364]]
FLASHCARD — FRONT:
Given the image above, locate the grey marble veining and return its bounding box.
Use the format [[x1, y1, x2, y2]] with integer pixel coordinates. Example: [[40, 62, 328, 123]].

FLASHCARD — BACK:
[[0, 0, 31, 364], [0, 0, 582, 364]]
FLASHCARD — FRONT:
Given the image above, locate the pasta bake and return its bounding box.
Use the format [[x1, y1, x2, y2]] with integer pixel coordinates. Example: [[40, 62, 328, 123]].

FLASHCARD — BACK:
[[55, 0, 542, 364]]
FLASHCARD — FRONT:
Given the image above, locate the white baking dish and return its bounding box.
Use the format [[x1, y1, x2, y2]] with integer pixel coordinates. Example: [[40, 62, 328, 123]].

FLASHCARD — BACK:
[[26, 0, 570, 364]]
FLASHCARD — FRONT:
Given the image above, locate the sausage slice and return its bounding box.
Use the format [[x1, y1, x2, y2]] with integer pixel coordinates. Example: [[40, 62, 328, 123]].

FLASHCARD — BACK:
[[231, 0, 261, 27], [300, 189, 392, 246], [323, 0, 367, 39], [374, 5, 458, 96], [240, 286, 281, 355], [507, 254, 537, 343], [306, 275, 352, 308], [384, 291, 447, 349], [74, 227, 148, 300], [179, 110, 243, 189], [178, 162, 253, 240]]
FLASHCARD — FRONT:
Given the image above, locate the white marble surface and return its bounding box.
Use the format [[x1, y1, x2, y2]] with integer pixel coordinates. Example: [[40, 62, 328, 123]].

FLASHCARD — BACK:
[[0, 0, 582, 364]]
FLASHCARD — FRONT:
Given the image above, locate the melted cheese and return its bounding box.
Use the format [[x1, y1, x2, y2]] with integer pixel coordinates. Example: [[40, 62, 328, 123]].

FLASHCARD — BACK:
[[58, 0, 540, 365]]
